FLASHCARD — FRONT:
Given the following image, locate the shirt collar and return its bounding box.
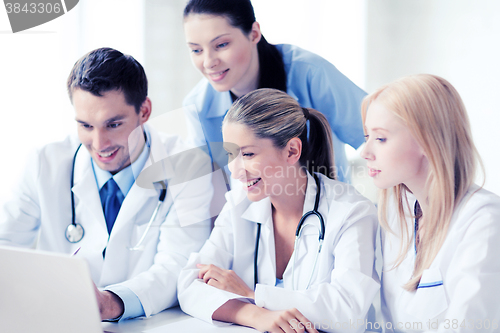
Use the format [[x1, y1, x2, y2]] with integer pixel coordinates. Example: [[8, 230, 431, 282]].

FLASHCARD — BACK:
[[92, 130, 151, 196], [206, 90, 233, 118]]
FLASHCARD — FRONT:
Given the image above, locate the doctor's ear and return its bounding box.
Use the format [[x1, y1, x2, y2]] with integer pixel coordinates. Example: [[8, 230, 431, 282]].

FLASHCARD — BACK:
[[138, 97, 152, 123], [249, 22, 262, 44], [285, 138, 302, 165]]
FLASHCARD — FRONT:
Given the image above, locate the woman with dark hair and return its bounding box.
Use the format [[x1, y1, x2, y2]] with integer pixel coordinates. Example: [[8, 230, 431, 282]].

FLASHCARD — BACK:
[[178, 89, 379, 333], [182, 0, 365, 183]]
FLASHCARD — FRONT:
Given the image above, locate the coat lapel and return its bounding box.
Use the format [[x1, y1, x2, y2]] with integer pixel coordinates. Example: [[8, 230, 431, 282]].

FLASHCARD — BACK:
[[71, 145, 107, 236], [99, 126, 172, 285], [109, 126, 168, 239], [241, 197, 277, 286], [71, 145, 108, 283]]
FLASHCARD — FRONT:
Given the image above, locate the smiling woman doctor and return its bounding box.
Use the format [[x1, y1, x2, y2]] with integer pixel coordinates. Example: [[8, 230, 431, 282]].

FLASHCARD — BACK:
[[362, 74, 500, 332], [182, 0, 366, 183], [178, 89, 379, 333]]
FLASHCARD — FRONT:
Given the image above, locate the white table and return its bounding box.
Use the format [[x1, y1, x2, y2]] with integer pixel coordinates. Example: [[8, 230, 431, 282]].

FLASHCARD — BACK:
[[102, 307, 380, 333], [102, 307, 190, 333]]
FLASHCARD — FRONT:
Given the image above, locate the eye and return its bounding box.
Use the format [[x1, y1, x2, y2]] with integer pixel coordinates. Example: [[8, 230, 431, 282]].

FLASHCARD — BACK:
[[217, 42, 228, 49], [242, 152, 254, 158], [364, 135, 369, 142], [191, 48, 202, 54], [376, 138, 386, 143], [108, 123, 121, 129], [80, 123, 92, 129]]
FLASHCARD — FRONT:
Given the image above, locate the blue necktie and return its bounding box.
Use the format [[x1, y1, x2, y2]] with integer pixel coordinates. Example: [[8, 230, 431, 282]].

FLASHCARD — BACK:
[[100, 178, 123, 235]]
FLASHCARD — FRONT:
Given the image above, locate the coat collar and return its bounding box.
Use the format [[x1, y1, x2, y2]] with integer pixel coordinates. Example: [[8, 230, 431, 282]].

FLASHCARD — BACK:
[[112, 124, 167, 230], [240, 196, 273, 227], [134, 124, 175, 189], [302, 171, 319, 216]]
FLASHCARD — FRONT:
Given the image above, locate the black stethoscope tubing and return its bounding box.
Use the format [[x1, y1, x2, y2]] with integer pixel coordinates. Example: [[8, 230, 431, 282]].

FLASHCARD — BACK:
[[253, 173, 325, 286], [65, 143, 167, 243], [70, 145, 81, 228], [66, 144, 84, 243]]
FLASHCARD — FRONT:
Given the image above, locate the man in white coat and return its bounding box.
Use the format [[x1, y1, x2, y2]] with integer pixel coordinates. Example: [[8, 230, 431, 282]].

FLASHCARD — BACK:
[[0, 48, 213, 321]]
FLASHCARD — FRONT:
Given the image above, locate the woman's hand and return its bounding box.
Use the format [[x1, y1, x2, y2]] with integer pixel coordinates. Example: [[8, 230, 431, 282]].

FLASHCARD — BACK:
[[252, 307, 318, 333], [213, 301, 318, 333], [197, 263, 255, 298]]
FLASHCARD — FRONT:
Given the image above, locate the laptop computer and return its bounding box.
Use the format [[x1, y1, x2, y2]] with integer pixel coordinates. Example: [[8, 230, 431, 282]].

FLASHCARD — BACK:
[[0, 246, 103, 333]]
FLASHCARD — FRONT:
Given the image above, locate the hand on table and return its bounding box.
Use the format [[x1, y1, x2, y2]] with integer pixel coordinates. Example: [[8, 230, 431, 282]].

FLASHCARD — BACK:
[[92, 282, 124, 321], [197, 263, 255, 299], [213, 301, 318, 333], [253, 307, 318, 333]]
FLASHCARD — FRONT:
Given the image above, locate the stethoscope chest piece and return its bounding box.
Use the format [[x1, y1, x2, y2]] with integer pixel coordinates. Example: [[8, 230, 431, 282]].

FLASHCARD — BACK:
[[65, 223, 84, 243]]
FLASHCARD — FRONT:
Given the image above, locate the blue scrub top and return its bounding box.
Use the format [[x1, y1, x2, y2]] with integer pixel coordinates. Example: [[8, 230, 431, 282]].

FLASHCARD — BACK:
[[183, 44, 366, 183]]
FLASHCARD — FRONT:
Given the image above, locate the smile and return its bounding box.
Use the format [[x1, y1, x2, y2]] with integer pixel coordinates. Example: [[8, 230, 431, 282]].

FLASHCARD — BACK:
[[98, 150, 115, 158], [246, 178, 261, 188], [208, 69, 229, 81], [95, 148, 119, 161]]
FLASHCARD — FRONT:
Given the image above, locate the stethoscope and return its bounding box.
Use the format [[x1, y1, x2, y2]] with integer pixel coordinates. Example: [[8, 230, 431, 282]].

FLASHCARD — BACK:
[[65, 143, 167, 250], [253, 174, 325, 290]]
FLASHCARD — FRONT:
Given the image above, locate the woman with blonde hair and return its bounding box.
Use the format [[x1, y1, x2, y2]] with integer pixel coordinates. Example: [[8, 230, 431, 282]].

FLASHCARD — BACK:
[[179, 88, 379, 333], [362, 74, 500, 332]]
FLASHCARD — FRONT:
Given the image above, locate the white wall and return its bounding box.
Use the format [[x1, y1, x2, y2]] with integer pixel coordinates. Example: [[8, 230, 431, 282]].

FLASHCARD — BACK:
[[0, 9, 74, 205], [0, 0, 146, 206], [142, 0, 200, 138], [252, 0, 366, 88], [366, 0, 500, 195]]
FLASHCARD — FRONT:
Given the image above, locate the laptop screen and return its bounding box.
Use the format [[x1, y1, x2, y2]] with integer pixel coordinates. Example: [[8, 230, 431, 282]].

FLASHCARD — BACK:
[[0, 246, 103, 333]]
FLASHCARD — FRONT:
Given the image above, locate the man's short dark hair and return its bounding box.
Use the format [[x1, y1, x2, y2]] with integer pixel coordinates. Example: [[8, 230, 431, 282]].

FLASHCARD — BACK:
[[67, 47, 148, 113]]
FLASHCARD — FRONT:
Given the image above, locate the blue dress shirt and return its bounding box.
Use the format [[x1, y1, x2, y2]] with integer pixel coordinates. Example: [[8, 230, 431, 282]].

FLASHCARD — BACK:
[[91, 132, 151, 321]]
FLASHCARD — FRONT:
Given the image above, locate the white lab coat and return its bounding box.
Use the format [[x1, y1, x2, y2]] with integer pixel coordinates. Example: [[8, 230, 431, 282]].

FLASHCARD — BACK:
[[178, 172, 380, 333], [0, 125, 213, 317], [380, 186, 500, 333]]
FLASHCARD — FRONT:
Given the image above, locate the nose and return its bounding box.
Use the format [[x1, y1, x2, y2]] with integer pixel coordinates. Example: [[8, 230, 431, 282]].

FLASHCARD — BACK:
[[360, 140, 373, 161], [229, 153, 246, 181], [92, 129, 111, 152], [203, 50, 219, 69]]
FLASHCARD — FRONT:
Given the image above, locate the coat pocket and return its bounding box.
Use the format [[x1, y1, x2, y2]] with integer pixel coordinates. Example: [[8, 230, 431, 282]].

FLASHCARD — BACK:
[[405, 268, 448, 322]]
